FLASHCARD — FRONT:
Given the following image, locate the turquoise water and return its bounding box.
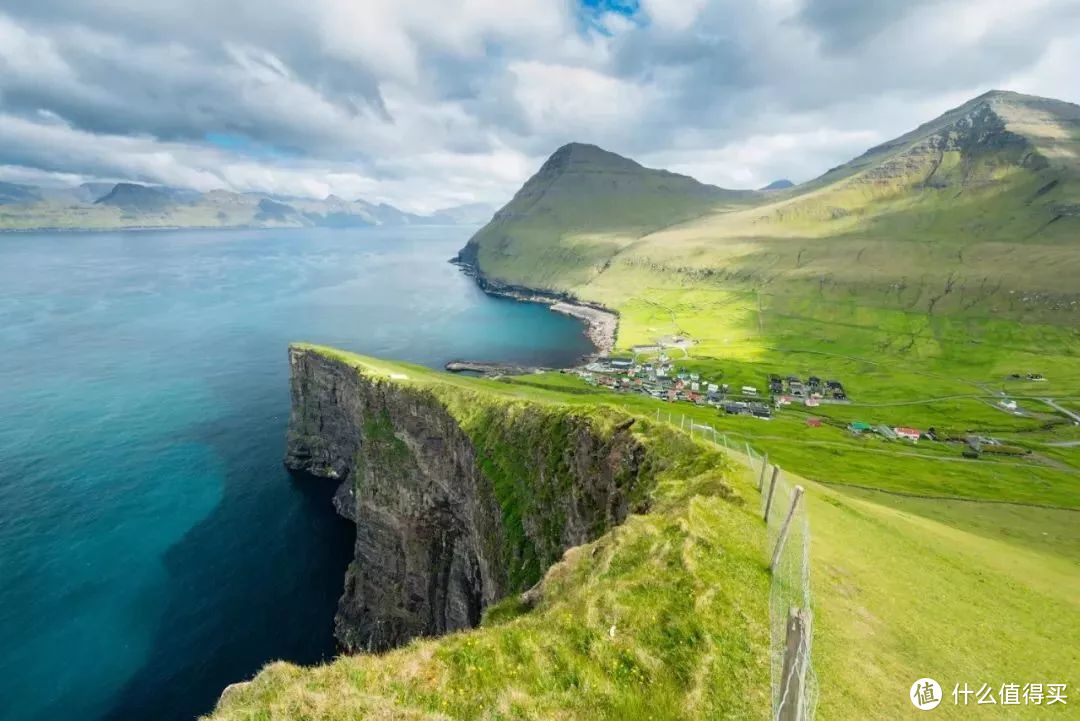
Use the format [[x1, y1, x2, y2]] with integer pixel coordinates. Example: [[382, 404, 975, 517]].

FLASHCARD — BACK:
[[0, 227, 593, 721]]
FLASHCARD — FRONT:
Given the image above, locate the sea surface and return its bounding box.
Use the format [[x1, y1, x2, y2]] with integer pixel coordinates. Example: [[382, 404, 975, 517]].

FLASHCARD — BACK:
[[0, 226, 593, 721]]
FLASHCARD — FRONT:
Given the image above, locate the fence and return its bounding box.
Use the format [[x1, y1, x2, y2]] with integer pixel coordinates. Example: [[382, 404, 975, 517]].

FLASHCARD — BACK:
[[658, 411, 818, 721]]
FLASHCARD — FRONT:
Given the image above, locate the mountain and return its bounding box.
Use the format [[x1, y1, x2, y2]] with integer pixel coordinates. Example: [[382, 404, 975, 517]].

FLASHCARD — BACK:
[[761, 179, 794, 190], [457, 142, 758, 289], [0, 184, 479, 231], [460, 91, 1080, 324], [94, 183, 174, 213], [75, 182, 119, 203], [428, 202, 498, 225], [0, 182, 43, 205]]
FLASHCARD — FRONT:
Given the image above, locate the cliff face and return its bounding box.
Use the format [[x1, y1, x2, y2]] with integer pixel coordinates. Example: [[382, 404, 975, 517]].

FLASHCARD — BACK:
[[285, 346, 650, 652]]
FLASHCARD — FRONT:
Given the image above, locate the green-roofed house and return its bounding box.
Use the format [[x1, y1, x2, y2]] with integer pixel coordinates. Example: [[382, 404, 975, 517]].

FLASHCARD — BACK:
[[849, 421, 872, 432]]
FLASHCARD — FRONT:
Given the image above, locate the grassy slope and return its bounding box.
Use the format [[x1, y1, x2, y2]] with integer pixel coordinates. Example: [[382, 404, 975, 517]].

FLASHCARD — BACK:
[[472, 93, 1080, 325], [507, 379, 1080, 719], [207, 346, 770, 721], [456, 91, 1080, 716], [465, 143, 759, 290]]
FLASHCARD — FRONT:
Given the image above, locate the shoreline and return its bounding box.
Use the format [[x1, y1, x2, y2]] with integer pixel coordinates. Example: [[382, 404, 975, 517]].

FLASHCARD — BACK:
[[450, 255, 618, 359]]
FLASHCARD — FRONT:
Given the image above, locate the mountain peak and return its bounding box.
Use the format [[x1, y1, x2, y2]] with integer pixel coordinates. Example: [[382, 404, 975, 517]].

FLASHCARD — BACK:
[[541, 142, 644, 174], [94, 183, 172, 212]]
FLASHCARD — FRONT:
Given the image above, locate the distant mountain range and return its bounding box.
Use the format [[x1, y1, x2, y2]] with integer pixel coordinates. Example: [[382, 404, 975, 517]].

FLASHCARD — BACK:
[[0, 181, 496, 231]]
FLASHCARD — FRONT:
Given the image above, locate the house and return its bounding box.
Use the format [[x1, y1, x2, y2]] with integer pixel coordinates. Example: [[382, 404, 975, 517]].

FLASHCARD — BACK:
[[775, 395, 793, 406], [707, 383, 719, 394], [690, 382, 700, 392], [689, 373, 700, 382], [666, 390, 677, 402], [806, 417, 822, 428], [804, 396, 820, 407], [741, 386, 758, 396], [894, 427, 921, 442], [749, 404, 773, 419], [849, 421, 871, 433]]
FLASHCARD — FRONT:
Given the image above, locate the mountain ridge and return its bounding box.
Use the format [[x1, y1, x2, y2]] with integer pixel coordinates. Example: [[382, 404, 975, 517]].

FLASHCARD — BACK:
[[0, 182, 489, 231], [459, 89, 1080, 326]]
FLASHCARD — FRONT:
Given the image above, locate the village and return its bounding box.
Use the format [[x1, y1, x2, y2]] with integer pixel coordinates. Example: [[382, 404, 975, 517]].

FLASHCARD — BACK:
[[575, 355, 852, 422], [572, 355, 1013, 453]]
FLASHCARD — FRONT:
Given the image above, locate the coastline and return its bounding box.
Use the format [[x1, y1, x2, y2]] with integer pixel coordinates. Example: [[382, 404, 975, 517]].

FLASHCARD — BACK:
[[450, 254, 618, 358]]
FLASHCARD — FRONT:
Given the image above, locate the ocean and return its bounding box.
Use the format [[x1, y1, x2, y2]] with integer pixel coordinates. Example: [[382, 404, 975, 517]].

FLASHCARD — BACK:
[[0, 226, 593, 721]]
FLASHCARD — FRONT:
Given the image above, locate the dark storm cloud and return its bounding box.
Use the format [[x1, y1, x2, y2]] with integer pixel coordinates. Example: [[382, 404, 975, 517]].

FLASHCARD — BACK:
[[794, 0, 944, 51]]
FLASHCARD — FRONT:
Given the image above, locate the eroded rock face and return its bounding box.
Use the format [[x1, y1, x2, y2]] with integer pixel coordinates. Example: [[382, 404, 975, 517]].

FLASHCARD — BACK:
[[285, 347, 648, 652]]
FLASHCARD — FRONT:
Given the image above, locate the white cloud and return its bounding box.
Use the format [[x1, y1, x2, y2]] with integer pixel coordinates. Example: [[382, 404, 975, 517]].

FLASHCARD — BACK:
[[509, 61, 652, 137], [640, 0, 708, 32], [0, 0, 1077, 208]]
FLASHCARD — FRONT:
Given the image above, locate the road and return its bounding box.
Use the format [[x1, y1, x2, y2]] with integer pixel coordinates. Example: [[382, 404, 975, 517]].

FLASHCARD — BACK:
[[1042, 398, 1080, 424]]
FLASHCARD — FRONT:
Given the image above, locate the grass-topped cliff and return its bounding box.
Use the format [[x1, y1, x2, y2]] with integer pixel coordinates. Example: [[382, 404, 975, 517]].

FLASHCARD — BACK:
[[206, 344, 769, 720]]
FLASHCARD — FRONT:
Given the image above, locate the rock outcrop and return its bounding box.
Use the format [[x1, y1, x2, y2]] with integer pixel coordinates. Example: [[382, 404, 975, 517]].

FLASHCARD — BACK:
[[285, 346, 651, 652]]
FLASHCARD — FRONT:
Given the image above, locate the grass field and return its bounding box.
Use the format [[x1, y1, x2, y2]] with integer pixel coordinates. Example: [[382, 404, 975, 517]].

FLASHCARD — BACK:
[[489, 281, 1080, 717], [502, 378, 1080, 718]]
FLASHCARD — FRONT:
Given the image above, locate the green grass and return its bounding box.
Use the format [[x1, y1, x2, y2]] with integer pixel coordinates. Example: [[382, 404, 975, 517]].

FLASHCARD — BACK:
[[808, 479, 1079, 720], [207, 346, 771, 720]]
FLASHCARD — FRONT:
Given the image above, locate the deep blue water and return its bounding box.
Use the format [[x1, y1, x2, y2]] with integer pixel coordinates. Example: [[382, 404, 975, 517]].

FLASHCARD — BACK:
[[0, 227, 593, 721]]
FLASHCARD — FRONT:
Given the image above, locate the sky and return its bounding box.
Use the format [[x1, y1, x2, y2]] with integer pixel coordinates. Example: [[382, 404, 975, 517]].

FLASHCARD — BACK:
[[1, 0, 1079, 212]]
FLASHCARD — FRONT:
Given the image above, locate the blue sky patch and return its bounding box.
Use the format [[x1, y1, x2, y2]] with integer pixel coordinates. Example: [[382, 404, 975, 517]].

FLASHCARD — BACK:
[[578, 0, 642, 34], [204, 133, 289, 159]]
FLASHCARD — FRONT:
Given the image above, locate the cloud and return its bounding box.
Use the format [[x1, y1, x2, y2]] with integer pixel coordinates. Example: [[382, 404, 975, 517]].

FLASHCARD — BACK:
[[0, 0, 1077, 207]]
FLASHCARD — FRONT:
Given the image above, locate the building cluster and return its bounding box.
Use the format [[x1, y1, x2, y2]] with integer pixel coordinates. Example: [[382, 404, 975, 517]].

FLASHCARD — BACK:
[[580, 356, 734, 405], [577, 359, 857, 421], [768, 374, 848, 406], [847, 421, 924, 442]]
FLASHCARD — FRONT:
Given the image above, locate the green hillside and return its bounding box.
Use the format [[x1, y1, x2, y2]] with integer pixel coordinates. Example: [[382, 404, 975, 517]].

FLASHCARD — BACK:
[[463, 91, 1080, 325], [457, 142, 758, 289], [449, 90, 1080, 718]]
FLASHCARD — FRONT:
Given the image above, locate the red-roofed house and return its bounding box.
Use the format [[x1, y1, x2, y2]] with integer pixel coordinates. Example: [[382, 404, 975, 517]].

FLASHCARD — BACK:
[[894, 427, 921, 442]]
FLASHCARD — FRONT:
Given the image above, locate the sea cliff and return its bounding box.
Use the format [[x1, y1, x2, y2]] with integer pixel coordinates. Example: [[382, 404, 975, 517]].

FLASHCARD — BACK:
[[206, 345, 768, 720], [285, 344, 650, 651]]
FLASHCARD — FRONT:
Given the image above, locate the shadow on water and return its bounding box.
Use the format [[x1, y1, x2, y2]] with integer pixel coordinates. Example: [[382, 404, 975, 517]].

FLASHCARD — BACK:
[[99, 408, 354, 721]]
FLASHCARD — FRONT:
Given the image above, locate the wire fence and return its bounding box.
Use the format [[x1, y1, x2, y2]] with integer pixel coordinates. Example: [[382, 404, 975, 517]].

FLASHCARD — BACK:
[[659, 411, 818, 721]]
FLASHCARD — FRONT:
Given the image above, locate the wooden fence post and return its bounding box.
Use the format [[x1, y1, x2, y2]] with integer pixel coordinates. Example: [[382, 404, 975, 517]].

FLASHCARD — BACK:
[[763, 466, 780, 522], [776, 607, 810, 721], [770, 485, 804, 573]]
